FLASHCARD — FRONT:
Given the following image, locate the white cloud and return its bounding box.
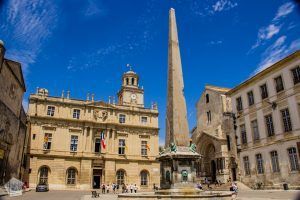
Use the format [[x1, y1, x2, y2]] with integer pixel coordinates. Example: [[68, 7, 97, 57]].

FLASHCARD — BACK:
[[273, 2, 295, 21], [255, 36, 300, 74], [84, 0, 107, 17], [22, 99, 29, 112], [210, 40, 223, 45], [212, 0, 238, 13], [250, 2, 295, 50], [1, 0, 58, 75]]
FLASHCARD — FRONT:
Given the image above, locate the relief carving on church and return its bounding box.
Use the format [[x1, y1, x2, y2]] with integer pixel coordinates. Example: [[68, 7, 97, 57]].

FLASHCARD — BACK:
[[94, 110, 108, 121]]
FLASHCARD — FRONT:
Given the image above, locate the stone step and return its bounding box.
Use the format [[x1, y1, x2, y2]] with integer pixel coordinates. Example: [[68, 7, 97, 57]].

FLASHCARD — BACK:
[[0, 186, 8, 196]]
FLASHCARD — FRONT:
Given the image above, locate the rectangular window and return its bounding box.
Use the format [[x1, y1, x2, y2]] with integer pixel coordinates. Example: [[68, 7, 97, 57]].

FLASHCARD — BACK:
[[288, 147, 299, 171], [43, 133, 52, 150], [291, 66, 300, 85], [119, 114, 126, 124], [256, 154, 264, 174], [274, 76, 284, 92], [118, 139, 125, 155], [47, 106, 55, 116], [243, 156, 250, 175], [70, 135, 78, 152], [141, 141, 147, 156], [236, 97, 243, 111], [73, 109, 80, 119], [260, 84, 269, 99], [141, 116, 148, 124], [251, 120, 260, 141], [240, 124, 247, 144], [270, 151, 280, 172], [281, 108, 292, 132], [247, 91, 255, 106], [265, 114, 275, 137], [94, 138, 101, 153]]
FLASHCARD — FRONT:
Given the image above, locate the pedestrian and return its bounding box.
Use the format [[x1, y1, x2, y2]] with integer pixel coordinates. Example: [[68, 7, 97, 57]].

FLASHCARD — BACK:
[[153, 183, 156, 191], [101, 183, 106, 194], [232, 182, 238, 200], [134, 184, 138, 193], [106, 184, 110, 193], [112, 183, 116, 194], [130, 184, 133, 193]]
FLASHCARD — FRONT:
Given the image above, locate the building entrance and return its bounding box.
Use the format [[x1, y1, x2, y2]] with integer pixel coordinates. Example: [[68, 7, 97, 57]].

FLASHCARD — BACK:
[[93, 169, 102, 189]]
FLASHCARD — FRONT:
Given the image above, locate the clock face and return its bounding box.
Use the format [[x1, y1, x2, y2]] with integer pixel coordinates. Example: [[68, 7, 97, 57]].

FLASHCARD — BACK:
[[131, 93, 137, 100]]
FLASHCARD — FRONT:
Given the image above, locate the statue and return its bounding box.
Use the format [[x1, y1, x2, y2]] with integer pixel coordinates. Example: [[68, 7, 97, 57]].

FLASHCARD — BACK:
[[189, 143, 196, 153], [170, 143, 177, 153]]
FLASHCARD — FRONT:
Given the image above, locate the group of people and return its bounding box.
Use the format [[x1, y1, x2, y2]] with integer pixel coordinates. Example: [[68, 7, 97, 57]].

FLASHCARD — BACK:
[[99, 183, 139, 194], [121, 183, 139, 193], [100, 183, 119, 194]]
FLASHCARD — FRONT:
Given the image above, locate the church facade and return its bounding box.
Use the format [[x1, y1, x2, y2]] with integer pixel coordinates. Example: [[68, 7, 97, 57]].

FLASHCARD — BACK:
[[191, 85, 238, 184], [26, 70, 160, 190]]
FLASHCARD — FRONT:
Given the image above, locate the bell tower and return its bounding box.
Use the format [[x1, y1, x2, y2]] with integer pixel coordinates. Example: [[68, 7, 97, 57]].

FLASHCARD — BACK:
[[117, 67, 144, 107]]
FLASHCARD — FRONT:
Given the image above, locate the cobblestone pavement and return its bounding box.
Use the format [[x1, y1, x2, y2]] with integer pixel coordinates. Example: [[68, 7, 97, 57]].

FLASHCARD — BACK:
[[0, 190, 299, 200]]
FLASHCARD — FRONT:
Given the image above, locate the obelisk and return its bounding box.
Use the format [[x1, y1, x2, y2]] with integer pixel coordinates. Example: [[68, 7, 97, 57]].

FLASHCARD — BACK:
[[165, 8, 189, 147]]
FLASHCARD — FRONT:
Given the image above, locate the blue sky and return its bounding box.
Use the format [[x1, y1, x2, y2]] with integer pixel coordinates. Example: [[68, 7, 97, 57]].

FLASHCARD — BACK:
[[1, 0, 299, 145]]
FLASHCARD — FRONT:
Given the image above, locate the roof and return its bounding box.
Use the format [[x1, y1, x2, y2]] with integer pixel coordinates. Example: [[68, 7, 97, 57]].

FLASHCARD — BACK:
[[205, 84, 231, 93], [4, 59, 26, 91], [227, 50, 300, 95]]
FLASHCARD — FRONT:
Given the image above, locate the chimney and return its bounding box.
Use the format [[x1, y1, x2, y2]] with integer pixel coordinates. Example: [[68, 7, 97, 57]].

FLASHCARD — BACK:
[[108, 96, 111, 104], [0, 40, 5, 68], [91, 94, 94, 102]]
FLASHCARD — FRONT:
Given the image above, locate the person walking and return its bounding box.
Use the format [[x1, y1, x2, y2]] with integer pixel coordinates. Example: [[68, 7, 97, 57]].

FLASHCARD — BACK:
[[101, 183, 106, 194], [106, 184, 110, 194], [232, 182, 238, 200], [134, 184, 138, 193], [130, 184, 134, 193]]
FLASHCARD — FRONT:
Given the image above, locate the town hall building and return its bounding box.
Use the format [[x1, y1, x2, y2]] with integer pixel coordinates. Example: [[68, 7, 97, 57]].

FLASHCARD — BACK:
[[26, 69, 160, 190]]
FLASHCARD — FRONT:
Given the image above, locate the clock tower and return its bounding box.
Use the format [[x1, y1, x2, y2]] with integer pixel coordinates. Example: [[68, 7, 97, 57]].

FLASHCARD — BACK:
[[117, 69, 144, 107]]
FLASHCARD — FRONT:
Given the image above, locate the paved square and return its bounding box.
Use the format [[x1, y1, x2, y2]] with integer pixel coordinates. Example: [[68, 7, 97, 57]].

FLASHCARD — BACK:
[[1, 190, 300, 200]]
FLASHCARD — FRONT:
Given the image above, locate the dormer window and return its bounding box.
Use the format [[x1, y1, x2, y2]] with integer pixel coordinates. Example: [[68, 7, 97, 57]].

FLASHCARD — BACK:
[[119, 114, 126, 123], [47, 106, 55, 116], [206, 94, 209, 103]]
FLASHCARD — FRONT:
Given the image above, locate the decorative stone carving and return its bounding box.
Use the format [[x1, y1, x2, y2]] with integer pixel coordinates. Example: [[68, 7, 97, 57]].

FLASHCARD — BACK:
[[94, 110, 108, 121]]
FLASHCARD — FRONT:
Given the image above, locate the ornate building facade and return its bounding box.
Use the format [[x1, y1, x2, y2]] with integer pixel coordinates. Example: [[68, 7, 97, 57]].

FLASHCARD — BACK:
[[227, 51, 300, 189], [27, 70, 160, 190], [0, 41, 27, 185], [191, 85, 238, 183]]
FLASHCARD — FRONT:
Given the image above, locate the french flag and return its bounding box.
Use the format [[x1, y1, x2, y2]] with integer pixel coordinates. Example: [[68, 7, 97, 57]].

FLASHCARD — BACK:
[[100, 131, 106, 149]]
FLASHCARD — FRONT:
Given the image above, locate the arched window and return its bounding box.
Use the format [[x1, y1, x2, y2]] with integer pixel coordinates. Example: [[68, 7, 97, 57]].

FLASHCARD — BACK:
[[126, 78, 129, 85], [206, 94, 209, 103], [116, 170, 126, 185], [131, 78, 135, 85], [140, 170, 148, 186], [67, 168, 77, 185], [39, 166, 49, 184]]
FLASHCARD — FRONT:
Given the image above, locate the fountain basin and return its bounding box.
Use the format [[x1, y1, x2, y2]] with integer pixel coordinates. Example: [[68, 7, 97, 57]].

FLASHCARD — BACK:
[[118, 190, 234, 200]]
